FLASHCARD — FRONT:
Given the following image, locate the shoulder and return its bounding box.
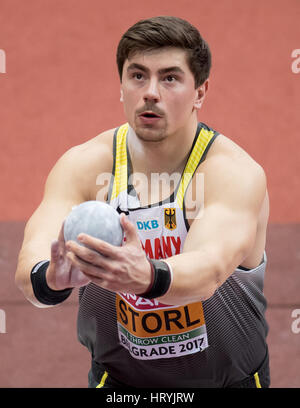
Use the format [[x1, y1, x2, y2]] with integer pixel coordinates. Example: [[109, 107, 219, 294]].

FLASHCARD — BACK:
[[45, 127, 117, 200], [200, 133, 267, 210], [58, 127, 115, 170], [204, 133, 266, 176]]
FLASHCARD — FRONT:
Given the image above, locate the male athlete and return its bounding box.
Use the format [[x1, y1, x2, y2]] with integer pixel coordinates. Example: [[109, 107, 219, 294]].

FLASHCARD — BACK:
[[16, 16, 270, 388]]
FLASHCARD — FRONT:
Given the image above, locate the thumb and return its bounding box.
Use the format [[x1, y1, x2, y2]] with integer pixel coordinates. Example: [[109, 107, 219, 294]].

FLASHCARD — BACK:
[[58, 220, 66, 243], [120, 213, 140, 245], [51, 221, 67, 264]]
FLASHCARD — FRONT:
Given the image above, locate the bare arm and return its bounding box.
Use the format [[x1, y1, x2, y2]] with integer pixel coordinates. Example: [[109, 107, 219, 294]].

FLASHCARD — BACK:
[[15, 146, 94, 307], [158, 153, 267, 305]]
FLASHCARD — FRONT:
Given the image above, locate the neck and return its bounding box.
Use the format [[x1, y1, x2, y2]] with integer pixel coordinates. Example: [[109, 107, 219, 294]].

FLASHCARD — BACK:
[[127, 118, 198, 176]]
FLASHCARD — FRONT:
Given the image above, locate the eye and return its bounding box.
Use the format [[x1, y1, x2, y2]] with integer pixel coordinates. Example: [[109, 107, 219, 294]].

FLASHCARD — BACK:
[[164, 75, 176, 82], [133, 72, 144, 80]]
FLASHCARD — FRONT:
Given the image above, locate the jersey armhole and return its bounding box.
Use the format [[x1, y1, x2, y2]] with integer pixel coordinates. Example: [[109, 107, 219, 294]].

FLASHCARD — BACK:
[[106, 127, 118, 204], [182, 130, 219, 231]]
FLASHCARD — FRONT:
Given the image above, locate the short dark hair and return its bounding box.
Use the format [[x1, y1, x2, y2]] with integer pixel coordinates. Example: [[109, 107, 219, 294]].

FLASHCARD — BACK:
[[116, 16, 211, 88]]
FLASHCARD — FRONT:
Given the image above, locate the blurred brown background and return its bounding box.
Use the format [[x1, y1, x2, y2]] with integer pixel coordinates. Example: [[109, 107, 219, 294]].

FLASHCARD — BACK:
[[0, 0, 299, 387]]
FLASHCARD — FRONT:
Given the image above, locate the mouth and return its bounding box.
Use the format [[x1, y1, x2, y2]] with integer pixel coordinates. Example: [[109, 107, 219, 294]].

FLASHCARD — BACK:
[[139, 111, 162, 119]]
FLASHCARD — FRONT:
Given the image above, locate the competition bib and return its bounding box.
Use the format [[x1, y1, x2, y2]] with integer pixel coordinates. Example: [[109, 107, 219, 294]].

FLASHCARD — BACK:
[[116, 293, 208, 360]]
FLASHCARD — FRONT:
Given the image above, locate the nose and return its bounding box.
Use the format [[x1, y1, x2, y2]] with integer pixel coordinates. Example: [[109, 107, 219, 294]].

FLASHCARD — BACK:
[[143, 78, 160, 103]]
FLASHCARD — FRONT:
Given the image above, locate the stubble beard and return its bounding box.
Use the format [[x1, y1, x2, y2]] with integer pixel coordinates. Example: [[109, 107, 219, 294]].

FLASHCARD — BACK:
[[134, 121, 169, 143]]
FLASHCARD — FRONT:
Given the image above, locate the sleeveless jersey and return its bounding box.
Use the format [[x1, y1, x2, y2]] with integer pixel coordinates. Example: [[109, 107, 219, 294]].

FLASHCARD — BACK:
[[77, 122, 269, 387]]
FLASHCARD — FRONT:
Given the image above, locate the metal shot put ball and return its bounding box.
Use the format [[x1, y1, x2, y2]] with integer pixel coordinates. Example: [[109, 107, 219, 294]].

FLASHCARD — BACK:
[[64, 201, 124, 246]]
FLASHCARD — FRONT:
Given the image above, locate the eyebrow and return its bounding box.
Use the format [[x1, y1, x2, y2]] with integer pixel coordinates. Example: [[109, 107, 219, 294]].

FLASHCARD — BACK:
[[127, 63, 185, 76]]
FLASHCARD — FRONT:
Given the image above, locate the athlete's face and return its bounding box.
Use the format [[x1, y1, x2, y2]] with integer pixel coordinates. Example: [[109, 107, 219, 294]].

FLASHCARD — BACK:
[[120, 47, 207, 142]]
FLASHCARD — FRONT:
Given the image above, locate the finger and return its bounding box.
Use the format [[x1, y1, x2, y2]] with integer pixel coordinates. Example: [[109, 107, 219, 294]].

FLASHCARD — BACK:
[[66, 240, 116, 270], [120, 213, 140, 245], [76, 234, 120, 259], [67, 251, 114, 282]]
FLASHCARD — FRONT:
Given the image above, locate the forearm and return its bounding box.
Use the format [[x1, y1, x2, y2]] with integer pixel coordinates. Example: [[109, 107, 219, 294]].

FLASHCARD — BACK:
[[15, 205, 69, 307], [16, 258, 51, 309], [15, 243, 54, 309], [156, 248, 225, 306]]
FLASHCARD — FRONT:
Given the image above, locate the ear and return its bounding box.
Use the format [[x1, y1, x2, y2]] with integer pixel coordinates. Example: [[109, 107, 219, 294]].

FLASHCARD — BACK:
[[194, 79, 209, 109], [120, 88, 124, 102]]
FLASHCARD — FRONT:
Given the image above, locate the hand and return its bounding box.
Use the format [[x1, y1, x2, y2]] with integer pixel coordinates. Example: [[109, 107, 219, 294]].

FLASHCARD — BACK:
[[65, 213, 152, 294], [46, 222, 91, 290]]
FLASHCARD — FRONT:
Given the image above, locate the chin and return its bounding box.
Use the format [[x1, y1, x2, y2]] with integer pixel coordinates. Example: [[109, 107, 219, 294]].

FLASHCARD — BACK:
[[134, 124, 168, 143], [137, 130, 167, 143]]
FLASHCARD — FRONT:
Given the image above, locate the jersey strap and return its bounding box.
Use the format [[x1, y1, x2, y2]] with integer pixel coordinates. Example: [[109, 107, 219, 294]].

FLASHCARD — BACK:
[[109, 123, 129, 202], [176, 125, 217, 210]]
